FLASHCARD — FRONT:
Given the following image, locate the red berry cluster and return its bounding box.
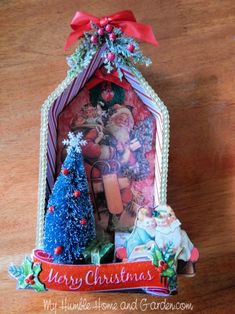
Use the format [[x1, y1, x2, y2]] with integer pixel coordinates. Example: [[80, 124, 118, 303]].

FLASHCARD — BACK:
[[90, 20, 116, 45], [25, 274, 35, 285], [89, 17, 135, 64]]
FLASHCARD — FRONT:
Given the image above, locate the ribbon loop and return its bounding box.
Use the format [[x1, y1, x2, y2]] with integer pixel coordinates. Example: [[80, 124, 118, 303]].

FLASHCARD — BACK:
[[86, 68, 130, 90]]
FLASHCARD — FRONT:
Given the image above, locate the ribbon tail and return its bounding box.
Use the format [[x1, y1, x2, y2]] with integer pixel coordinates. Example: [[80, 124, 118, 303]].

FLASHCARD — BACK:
[[86, 77, 103, 90], [65, 11, 100, 50], [118, 21, 159, 46], [70, 11, 99, 29], [64, 30, 82, 50], [106, 75, 130, 90], [65, 23, 92, 50], [86, 69, 131, 90]]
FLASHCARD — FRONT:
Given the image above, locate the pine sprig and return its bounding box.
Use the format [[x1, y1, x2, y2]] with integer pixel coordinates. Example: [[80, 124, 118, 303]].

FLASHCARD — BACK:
[[8, 264, 23, 278], [67, 37, 98, 78]]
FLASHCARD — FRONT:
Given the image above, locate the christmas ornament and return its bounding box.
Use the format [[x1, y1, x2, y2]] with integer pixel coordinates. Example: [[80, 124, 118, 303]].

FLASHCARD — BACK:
[[48, 206, 54, 213], [73, 190, 81, 198], [54, 246, 63, 255], [9, 10, 198, 297], [61, 168, 69, 175], [80, 218, 87, 225]]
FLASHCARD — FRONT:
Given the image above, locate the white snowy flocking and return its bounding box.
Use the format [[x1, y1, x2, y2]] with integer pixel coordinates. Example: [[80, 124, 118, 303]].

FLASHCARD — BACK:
[[62, 132, 87, 154]]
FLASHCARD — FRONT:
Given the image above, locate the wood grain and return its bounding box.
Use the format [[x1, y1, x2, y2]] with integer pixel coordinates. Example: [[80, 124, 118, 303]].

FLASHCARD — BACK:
[[0, 1, 235, 313]]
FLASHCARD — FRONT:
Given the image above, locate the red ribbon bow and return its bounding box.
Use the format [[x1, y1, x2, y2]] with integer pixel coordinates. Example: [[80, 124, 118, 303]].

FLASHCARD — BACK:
[[65, 10, 158, 50], [86, 68, 130, 90]]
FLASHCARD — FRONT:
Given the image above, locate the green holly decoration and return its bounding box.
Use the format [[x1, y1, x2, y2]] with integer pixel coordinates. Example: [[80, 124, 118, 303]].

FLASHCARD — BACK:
[[152, 244, 177, 291], [152, 246, 163, 266], [153, 209, 161, 218], [8, 256, 46, 292]]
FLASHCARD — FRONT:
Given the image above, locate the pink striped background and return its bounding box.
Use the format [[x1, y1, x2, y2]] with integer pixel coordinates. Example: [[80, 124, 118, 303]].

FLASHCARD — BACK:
[[45, 49, 163, 206]]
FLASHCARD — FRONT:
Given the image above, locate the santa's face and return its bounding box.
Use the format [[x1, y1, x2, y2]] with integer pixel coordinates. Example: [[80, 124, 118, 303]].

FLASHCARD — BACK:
[[113, 113, 129, 128]]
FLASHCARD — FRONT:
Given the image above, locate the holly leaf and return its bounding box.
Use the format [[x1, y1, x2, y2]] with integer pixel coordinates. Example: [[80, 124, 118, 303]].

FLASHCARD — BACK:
[[32, 262, 42, 277], [161, 267, 175, 278], [152, 254, 158, 267], [152, 247, 164, 267], [154, 247, 163, 261], [167, 255, 175, 267], [22, 257, 33, 276], [151, 248, 158, 266], [31, 278, 46, 292]]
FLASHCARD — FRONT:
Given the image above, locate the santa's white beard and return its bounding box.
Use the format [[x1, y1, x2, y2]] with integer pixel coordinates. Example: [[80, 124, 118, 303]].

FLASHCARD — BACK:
[[106, 122, 130, 143]]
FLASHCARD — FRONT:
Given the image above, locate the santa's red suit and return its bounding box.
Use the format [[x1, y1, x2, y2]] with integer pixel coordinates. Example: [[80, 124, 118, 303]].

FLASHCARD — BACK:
[[81, 123, 133, 205]]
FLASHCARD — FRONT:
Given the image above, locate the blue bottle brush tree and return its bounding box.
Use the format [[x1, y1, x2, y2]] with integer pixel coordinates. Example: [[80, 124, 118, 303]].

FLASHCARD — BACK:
[[44, 132, 96, 264]]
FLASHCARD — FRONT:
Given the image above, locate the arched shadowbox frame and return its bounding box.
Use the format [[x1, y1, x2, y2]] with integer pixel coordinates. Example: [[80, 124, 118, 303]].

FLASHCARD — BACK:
[[36, 46, 170, 249], [27, 46, 173, 295]]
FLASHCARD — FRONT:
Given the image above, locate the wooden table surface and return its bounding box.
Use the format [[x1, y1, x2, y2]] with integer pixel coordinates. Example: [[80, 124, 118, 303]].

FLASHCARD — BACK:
[[1, 1, 235, 313]]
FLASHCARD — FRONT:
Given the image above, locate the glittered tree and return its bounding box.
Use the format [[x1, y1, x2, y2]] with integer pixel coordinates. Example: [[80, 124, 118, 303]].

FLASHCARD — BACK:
[[44, 132, 96, 264]]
